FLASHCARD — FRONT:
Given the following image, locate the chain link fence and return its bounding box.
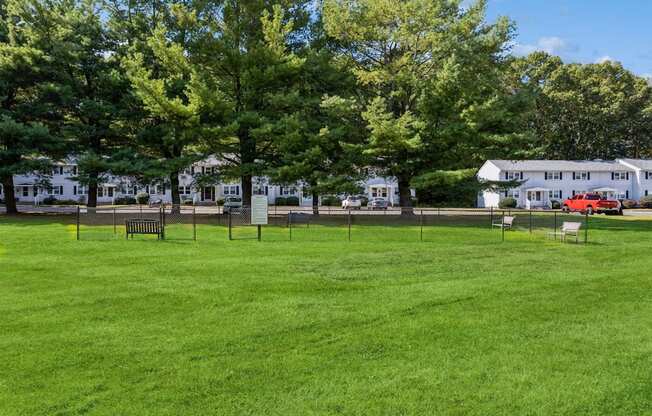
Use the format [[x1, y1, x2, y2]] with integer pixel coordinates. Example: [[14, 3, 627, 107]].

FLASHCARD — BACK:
[[1, 204, 614, 244], [226, 207, 594, 244]]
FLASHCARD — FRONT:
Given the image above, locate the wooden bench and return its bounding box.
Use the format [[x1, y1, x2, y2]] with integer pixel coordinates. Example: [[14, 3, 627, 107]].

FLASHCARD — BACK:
[[492, 216, 514, 230], [126, 219, 163, 240], [547, 221, 582, 243]]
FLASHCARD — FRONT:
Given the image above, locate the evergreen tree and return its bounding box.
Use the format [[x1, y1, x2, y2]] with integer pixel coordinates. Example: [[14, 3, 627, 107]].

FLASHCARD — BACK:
[[323, 0, 515, 211], [193, 0, 311, 206], [54, 0, 129, 207], [269, 31, 366, 214], [0, 0, 64, 214]]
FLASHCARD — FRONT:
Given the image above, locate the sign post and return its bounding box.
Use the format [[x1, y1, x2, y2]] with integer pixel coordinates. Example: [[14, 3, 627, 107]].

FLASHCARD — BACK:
[[251, 195, 268, 241]]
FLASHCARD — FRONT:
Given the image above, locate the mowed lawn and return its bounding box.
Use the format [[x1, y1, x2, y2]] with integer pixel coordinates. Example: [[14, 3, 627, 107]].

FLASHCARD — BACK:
[[2, 215, 652, 415]]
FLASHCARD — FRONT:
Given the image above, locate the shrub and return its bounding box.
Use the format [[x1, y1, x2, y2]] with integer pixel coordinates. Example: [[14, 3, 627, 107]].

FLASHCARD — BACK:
[[499, 197, 517, 209], [216, 198, 225, 206], [320, 195, 341, 206], [42, 196, 58, 205], [274, 196, 286, 206], [550, 199, 561, 209], [136, 192, 150, 205], [285, 196, 300, 206], [640, 196, 652, 209], [622, 199, 638, 209], [56, 199, 79, 205], [114, 196, 137, 205]]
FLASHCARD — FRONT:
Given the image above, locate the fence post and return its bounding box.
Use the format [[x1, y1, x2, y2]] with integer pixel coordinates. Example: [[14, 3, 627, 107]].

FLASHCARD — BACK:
[[501, 210, 505, 242], [529, 209, 532, 234], [554, 211, 558, 240], [228, 210, 232, 240], [289, 210, 292, 241], [585, 211, 589, 244], [160, 207, 165, 240], [139, 205, 143, 219], [348, 209, 352, 241], [257, 224, 261, 242], [490, 206, 494, 227], [420, 209, 424, 241], [76, 205, 80, 241], [113, 207, 116, 235], [193, 207, 197, 241]]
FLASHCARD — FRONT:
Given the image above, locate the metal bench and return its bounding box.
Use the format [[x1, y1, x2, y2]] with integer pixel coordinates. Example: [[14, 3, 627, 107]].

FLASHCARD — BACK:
[[126, 219, 163, 240], [547, 221, 582, 243], [492, 215, 514, 230]]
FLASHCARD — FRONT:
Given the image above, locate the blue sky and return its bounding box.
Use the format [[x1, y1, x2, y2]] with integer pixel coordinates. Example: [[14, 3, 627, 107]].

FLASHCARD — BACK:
[[480, 0, 652, 78]]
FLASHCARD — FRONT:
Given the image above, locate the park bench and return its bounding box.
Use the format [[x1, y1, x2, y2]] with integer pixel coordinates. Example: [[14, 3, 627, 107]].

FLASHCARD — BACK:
[[126, 219, 163, 240], [547, 221, 582, 243], [492, 215, 514, 230]]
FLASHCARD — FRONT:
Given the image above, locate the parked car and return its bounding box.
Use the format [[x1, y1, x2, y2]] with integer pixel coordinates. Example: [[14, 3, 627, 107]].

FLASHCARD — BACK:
[[223, 196, 243, 213], [561, 193, 622, 215], [148, 198, 164, 207], [367, 197, 389, 210], [341, 196, 362, 210]]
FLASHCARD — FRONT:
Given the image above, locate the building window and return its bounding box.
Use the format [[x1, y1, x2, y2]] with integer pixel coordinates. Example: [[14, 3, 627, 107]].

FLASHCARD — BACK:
[[506, 172, 522, 181], [253, 185, 268, 195], [507, 190, 520, 199], [52, 166, 64, 175], [49, 185, 64, 195], [371, 187, 388, 198], [545, 171, 562, 180], [224, 185, 240, 195], [280, 187, 296, 196], [645, 171, 651, 180], [22, 187, 29, 197], [612, 172, 629, 181], [573, 172, 590, 181], [549, 190, 562, 199], [178, 186, 192, 195], [73, 186, 88, 195]]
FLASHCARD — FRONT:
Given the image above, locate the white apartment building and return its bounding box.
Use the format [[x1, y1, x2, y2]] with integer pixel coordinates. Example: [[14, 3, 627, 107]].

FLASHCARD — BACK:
[[477, 159, 652, 209], [0, 157, 412, 207]]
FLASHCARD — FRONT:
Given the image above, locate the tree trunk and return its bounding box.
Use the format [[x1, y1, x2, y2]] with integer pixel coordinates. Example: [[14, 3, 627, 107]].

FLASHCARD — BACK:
[[398, 175, 413, 215], [241, 174, 252, 207], [312, 190, 319, 215], [1, 174, 18, 214], [170, 171, 180, 213], [87, 172, 98, 208]]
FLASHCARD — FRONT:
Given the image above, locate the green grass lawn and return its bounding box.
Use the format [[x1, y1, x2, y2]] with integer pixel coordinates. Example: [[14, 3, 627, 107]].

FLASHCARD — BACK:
[[2, 215, 652, 415]]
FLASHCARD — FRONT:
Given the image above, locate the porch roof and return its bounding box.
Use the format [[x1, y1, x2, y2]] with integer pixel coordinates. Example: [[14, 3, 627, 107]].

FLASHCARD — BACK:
[[524, 187, 551, 192], [591, 187, 620, 192]]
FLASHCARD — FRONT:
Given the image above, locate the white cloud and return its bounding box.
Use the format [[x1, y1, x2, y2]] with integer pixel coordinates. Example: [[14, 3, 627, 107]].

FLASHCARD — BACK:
[[595, 55, 614, 64], [512, 37, 578, 57]]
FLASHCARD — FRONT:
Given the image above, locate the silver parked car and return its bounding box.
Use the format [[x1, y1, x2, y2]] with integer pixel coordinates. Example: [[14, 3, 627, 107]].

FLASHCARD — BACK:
[[223, 196, 243, 213], [367, 197, 389, 210]]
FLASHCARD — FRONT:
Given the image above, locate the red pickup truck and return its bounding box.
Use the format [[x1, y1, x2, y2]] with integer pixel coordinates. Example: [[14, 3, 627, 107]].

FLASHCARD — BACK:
[[561, 193, 622, 215]]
